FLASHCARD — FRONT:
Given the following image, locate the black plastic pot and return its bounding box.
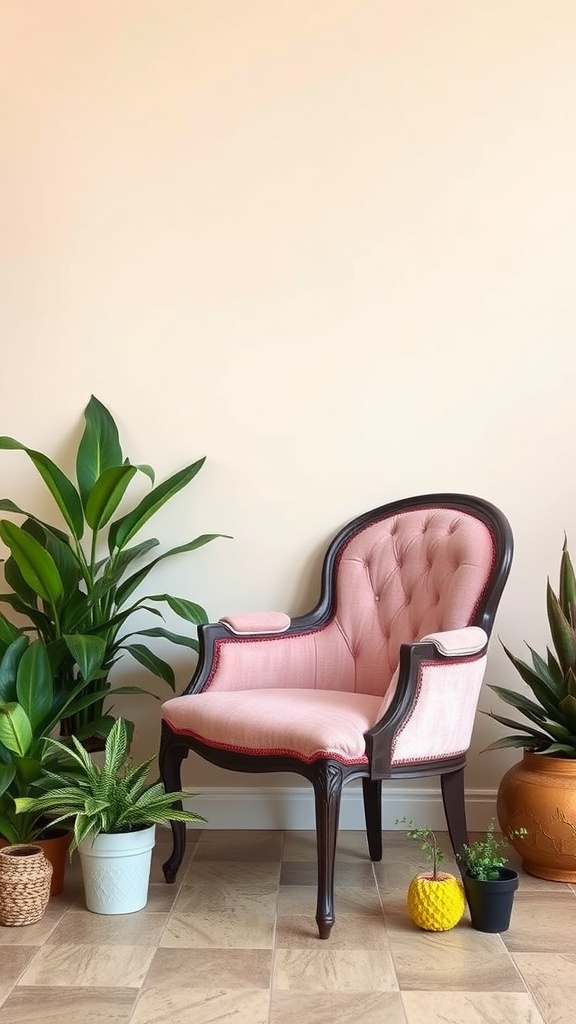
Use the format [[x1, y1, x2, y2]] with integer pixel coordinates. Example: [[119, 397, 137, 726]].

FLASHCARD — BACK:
[[463, 868, 519, 932]]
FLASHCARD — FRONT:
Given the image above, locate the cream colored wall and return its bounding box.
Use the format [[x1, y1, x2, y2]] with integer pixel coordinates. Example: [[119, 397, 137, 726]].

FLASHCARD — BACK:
[[1, 1, 575, 797]]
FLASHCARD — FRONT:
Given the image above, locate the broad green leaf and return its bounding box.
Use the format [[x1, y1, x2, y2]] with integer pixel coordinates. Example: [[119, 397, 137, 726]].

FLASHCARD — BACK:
[[0, 762, 16, 797], [59, 589, 92, 633], [0, 520, 63, 606], [16, 640, 53, 730], [0, 500, 71, 546], [482, 735, 544, 751], [542, 742, 576, 755], [71, 714, 117, 742], [62, 688, 115, 718], [108, 457, 206, 552], [0, 703, 33, 755], [0, 437, 84, 540], [560, 540, 576, 622], [485, 710, 553, 746], [104, 717, 129, 777], [12, 754, 43, 787], [501, 645, 560, 713], [115, 534, 227, 606], [546, 648, 565, 688], [134, 463, 155, 484], [488, 685, 548, 722], [3, 554, 37, 608], [90, 602, 164, 636], [24, 519, 82, 595], [565, 668, 576, 699], [86, 796, 111, 817], [527, 646, 562, 695], [99, 538, 159, 578], [0, 635, 29, 703], [74, 813, 99, 851], [122, 626, 199, 652], [63, 634, 107, 683], [76, 396, 123, 507], [123, 644, 175, 687], [148, 594, 208, 626], [558, 693, 576, 727], [0, 611, 21, 649], [486, 709, 550, 737], [85, 464, 138, 532], [547, 581, 576, 674]]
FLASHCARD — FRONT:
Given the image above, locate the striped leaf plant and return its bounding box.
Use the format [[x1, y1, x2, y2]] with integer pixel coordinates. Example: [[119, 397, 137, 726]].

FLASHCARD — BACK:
[[15, 716, 204, 852]]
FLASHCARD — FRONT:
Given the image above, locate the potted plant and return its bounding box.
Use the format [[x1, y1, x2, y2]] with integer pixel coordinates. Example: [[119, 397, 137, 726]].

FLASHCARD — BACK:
[[396, 818, 466, 931], [485, 538, 576, 881], [0, 623, 109, 892], [457, 821, 526, 932], [15, 716, 204, 914], [0, 395, 227, 745]]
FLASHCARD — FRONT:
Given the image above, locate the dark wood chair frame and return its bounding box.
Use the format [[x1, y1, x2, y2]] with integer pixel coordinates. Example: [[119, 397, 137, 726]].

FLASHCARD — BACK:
[[159, 492, 513, 938]]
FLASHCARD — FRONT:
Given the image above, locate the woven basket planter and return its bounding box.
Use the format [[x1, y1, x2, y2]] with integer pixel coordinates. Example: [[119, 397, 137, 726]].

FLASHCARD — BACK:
[[0, 844, 53, 927]]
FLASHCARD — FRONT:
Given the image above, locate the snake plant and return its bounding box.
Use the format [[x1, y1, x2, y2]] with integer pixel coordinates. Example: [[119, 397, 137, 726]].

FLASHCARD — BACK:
[[0, 396, 227, 743], [486, 539, 576, 757]]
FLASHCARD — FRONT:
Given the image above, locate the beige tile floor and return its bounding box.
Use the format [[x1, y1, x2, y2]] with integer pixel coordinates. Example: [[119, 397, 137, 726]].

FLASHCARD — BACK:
[[0, 828, 573, 1024]]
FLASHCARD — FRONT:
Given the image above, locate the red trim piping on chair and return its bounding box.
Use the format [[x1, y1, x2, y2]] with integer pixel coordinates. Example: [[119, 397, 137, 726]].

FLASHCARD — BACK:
[[161, 722, 369, 766]]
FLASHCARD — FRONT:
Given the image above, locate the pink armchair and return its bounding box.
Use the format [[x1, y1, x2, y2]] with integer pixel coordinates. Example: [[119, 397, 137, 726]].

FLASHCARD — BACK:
[[160, 493, 513, 938]]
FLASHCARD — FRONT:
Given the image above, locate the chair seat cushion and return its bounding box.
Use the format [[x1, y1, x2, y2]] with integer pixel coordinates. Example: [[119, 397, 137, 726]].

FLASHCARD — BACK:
[[161, 689, 383, 764]]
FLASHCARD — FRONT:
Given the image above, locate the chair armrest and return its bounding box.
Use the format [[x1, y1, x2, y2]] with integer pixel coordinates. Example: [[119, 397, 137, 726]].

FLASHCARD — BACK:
[[182, 613, 315, 695], [365, 627, 488, 775], [219, 612, 291, 635], [419, 626, 487, 657]]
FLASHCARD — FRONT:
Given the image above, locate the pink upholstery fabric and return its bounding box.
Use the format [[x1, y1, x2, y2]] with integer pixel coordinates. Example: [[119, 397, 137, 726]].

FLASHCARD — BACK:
[[390, 654, 488, 764], [220, 612, 291, 635], [162, 689, 382, 765], [374, 627, 488, 722], [198, 509, 494, 702]]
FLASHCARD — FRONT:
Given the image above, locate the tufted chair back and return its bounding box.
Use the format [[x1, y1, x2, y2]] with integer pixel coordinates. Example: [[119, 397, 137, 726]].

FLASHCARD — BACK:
[[206, 504, 495, 700], [324, 506, 495, 696]]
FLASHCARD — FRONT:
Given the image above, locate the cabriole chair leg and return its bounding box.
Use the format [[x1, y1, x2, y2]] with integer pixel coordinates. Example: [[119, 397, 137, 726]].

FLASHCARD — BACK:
[[159, 732, 189, 883], [313, 761, 344, 939]]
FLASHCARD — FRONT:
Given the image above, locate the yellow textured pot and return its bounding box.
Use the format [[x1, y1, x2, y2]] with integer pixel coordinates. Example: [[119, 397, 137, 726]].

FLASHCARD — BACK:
[[497, 751, 576, 882], [407, 871, 466, 931]]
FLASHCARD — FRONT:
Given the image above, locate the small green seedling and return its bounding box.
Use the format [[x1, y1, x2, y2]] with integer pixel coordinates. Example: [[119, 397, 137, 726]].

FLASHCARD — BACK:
[[457, 820, 527, 881], [396, 818, 445, 880]]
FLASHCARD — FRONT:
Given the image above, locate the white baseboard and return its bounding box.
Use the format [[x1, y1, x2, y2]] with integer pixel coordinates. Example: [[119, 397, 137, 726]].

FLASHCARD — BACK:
[[182, 784, 498, 832]]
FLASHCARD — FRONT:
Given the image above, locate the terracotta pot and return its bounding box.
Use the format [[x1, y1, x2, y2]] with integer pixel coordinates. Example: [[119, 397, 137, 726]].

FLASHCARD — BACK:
[[0, 830, 72, 896], [497, 751, 576, 882]]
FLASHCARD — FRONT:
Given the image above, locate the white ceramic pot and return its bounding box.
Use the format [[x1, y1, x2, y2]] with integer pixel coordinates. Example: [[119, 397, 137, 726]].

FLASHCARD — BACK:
[[79, 825, 156, 914]]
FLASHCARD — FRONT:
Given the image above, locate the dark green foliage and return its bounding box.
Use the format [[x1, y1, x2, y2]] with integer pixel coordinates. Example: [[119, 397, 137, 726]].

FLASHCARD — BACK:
[[0, 396, 228, 742], [487, 540, 576, 757]]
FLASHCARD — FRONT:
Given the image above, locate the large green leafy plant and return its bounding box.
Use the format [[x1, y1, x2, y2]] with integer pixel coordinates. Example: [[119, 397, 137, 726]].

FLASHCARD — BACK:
[[0, 396, 225, 743], [0, 623, 107, 841], [15, 716, 204, 852], [487, 539, 576, 757]]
